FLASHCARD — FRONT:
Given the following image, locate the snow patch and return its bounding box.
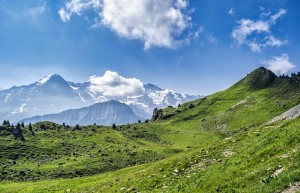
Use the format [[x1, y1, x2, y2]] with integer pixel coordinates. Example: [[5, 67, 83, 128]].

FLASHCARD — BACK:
[[125, 101, 149, 110], [70, 85, 79, 90], [148, 89, 171, 105], [4, 93, 12, 103], [11, 103, 26, 114], [38, 74, 53, 84], [78, 92, 86, 102]]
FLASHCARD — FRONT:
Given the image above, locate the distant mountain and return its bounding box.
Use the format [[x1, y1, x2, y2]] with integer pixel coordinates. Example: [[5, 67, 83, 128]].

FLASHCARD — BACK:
[[0, 74, 87, 123], [123, 83, 201, 118], [21, 100, 143, 126], [0, 74, 201, 123]]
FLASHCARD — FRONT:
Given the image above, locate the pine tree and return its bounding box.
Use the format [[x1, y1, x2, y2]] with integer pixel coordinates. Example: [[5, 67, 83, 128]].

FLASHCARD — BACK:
[[75, 124, 80, 130], [16, 123, 21, 131], [28, 123, 33, 131], [112, 123, 116, 129], [151, 108, 163, 121]]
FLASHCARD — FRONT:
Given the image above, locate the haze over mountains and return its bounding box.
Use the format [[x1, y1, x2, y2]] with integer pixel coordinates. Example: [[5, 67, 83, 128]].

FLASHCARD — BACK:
[[20, 100, 143, 126], [0, 73, 201, 124]]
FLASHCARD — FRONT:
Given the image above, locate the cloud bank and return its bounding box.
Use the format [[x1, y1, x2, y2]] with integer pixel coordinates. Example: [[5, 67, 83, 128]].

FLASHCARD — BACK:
[[89, 71, 145, 97], [264, 54, 295, 75], [59, 0, 193, 49], [231, 9, 287, 52]]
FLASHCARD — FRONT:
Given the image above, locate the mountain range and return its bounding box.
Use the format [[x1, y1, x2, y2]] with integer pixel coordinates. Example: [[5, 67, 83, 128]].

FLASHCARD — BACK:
[[0, 74, 201, 123], [2, 67, 300, 192], [20, 100, 143, 126]]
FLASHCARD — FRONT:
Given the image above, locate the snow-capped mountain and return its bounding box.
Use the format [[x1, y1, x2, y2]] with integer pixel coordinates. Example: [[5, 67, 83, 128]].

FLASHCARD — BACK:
[[0, 74, 202, 123], [0, 74, 89, 123], [124, 83, 200, 118], [21, 100, 143, 126]]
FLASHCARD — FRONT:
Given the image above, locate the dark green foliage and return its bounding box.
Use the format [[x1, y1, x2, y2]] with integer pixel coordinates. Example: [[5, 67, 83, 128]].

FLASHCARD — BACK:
[[188, 103, 195, 109], [151, 108, 163, 121], [16, 123, 21, 130], [40, 124, 46, 130], [28, 123, 32, 131], [0, 122, 169, 182], [28, 123, 34, 136], [10, 123, 25, 141], [2, 120, 10, 126], [74, 124, 80, 130], [112, 123, 116, 129]]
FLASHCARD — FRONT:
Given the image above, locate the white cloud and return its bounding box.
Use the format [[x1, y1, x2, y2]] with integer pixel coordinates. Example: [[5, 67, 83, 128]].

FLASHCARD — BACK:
[[58, 9, 71, 22], [231, 9, 287, 52], [270, 9, 286, 23], [264, 54, 295, 75], [89, 71, 145, 97], [228, 7, 235, 15], [59, 0, 194, 49], [207, 34, 218, 44], [265, 35, 287, 47], [58, 0, 101, 22], [27, 2, 47, 17], [3, 1, 48, 23], [248, 42, 261, 52]]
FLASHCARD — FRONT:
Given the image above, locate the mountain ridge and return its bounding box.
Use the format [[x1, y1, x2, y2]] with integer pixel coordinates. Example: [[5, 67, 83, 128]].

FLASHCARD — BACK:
[[1, 67, 300, 192], [0, 73, 201, 123], [20, 100, 143, 126]]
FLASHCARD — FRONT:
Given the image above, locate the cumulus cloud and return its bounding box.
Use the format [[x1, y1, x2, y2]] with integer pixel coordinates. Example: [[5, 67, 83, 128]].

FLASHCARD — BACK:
[[231, 9, 287, 52], [89, 71, 145, 97], [59, 0, 194, 49], [264, 54, 295, 75]]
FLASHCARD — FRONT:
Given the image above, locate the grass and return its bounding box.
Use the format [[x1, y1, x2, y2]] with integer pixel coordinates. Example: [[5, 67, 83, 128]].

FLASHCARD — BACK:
[[1, 67, 300, 192]]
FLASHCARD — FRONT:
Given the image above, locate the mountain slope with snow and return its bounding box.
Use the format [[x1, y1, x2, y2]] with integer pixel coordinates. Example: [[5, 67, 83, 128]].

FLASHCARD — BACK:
[[0, 74, 201, 123]]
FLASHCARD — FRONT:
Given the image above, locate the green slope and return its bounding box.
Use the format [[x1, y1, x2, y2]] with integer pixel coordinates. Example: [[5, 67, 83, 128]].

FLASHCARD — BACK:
[[1, 67, 300, 192]]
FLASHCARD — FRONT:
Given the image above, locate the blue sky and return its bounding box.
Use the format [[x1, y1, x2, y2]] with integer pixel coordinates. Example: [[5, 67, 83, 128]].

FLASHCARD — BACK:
[[0, 0, 299, 95]]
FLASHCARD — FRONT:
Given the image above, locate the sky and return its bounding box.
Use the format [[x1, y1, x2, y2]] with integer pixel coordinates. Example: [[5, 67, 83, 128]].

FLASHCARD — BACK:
[[0, 0, 299, 95]]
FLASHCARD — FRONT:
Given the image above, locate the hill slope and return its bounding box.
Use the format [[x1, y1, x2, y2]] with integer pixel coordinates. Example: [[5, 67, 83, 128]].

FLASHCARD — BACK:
[[1, 67, 300, 192]]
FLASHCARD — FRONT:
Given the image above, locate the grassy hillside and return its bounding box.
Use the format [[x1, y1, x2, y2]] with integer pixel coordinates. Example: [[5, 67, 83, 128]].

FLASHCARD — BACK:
[[1, 67, 300, 192]]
